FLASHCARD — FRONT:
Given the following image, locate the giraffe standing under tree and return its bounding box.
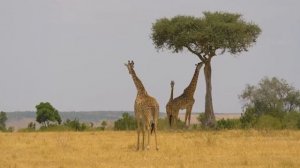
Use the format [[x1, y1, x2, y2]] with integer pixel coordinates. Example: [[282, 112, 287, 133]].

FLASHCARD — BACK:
[[124, 60, 159, 150], [166, 62, 204, 127]]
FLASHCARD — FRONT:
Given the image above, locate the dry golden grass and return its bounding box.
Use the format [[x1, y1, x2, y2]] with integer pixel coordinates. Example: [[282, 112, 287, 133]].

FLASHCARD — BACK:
[[1, 130, 300, 168]]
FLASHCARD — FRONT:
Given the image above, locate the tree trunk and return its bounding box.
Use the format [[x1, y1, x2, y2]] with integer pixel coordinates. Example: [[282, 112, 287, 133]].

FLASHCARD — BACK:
[[203, 60, 216, 127]]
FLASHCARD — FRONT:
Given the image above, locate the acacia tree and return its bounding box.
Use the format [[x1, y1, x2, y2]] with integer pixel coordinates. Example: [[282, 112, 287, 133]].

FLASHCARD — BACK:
[[36, 102, 61, 127], [151, 12, 261, 126]]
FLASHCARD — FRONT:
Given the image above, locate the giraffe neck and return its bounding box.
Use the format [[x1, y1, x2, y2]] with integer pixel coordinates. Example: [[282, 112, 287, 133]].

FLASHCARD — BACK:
[[169, 86, 174, 102], [184, 66, 200, 97], [130, 69, 148, 95]]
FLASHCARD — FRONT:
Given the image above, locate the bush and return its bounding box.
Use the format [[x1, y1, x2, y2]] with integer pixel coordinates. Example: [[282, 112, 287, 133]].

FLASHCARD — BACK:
[[216, 118, 241, 130], [239, 77, 300, 129], [114, 113, 137, 130], [0, 111, 7, 131], [63, 118, 87, 131], [255, 115, 282, 130], [197, 113, 206, 125], [7, 126, 14, 132], [240, 108, 258, 129], [27, 122, 36, 131], [100, 121, 107, 130], [37, 119, 88, 132], [157, 117, 185, 130], [282, 112, 300, 129], [39, 124, 71, 132]]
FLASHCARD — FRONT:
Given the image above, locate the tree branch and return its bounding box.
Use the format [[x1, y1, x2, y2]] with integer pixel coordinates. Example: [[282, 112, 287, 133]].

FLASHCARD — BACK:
[[185, 45, 206, 62]]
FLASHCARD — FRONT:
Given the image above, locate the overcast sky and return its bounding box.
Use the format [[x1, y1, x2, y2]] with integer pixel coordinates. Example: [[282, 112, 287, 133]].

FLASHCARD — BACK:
[[0, 0, 299, 113]]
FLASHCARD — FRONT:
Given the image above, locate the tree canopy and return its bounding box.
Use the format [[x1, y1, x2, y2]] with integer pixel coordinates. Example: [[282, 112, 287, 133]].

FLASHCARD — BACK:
[[151, 12, 261, 61], [36, 102, 62, 127]]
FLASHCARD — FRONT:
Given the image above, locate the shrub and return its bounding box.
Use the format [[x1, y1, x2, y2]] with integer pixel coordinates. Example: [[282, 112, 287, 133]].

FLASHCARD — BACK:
[[197, 113, 206, 125], [216, 118, 241, 130], [100, 121, 107, 130], [157, 117, 185, 130], [63, 118, 87, 131], [282, 112, 300, 129], [0, 111, 7, 131], [239, 77, 300, 129], [39, 124, 71, 132], [27, 122, 36, 131], [255, 115, 282, 130], [240, 107, 258, 129], [7, 126, 14, 132], [114, 113, 137, 130]]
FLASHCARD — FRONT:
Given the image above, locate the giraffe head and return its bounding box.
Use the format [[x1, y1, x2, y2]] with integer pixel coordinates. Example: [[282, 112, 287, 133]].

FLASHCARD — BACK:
[[195, 62, 204, 70], [124, 60, 135, 74], [170, 80, 175, 88]]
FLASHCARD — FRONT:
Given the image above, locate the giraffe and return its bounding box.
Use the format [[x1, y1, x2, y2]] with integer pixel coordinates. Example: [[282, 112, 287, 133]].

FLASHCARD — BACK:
[[124, 60, 159, 151], [166, 62, 204, 127], [166, 80, 175, 126]]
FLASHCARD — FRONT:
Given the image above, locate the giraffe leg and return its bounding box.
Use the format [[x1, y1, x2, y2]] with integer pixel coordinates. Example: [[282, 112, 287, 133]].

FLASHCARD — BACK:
[[186, 105, 193, 127], [147, 124, 150, 150], [136, 124, 140, 151], [135, 111, 141, 151], [174, 110, 179, 128], [142, 124, 145, 150], [184, 109, 188, 126], [154, 123, 159, 151]]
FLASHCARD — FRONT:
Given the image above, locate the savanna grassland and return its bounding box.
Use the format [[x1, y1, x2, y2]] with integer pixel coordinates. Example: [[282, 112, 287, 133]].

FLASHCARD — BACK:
[[1, 130, 300, 168]]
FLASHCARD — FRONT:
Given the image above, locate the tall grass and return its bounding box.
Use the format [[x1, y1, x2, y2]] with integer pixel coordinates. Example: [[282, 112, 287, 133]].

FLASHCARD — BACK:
[[1, 130, 300, 167]]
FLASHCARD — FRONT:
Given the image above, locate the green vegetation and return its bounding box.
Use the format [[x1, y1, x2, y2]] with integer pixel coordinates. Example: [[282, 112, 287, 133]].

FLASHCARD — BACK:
[[0, 111, 7, 131], [151, 12, 261, 127], [239, 77, 300, 129], [216, 118, 241, 130], [157, 117, 186, 130], [100, 121, 107, 130], [193, 77, 300, 130], [36, 102, 62, 127], [62, 118, 88, 131], [114, 113, 137, 130]]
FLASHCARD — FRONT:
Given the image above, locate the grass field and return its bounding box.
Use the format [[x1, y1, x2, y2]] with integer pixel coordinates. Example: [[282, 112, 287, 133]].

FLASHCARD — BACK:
[[1, 130, 300, 168]]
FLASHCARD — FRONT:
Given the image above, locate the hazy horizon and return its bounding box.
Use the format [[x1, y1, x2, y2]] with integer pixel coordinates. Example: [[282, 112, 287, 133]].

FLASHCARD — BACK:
[[1, 0, 299, 113]]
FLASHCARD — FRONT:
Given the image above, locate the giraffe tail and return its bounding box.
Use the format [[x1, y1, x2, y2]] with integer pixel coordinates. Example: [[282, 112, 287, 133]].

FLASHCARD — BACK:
[[150, 122, 155, 135]]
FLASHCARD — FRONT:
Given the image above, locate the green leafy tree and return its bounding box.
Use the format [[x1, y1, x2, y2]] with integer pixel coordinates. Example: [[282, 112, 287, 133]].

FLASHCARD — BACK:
[[151, 12, 261, 127], [240, 77, 300, 128], [240, 77, 300, 115], [101, 120, 107, 130], [36, 102, 62, 127], [0, 111, 8, 131], [114, 112, 137, 130]]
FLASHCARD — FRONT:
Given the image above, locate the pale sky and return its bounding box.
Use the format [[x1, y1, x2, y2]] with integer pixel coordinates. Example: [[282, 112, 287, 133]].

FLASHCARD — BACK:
[[0, 0, 299, 113]]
